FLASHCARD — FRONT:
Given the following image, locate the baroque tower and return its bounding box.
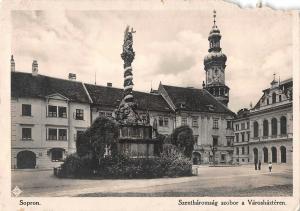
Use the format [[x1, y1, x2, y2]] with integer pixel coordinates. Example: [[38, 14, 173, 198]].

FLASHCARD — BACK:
[[204, 10, 229, 106]]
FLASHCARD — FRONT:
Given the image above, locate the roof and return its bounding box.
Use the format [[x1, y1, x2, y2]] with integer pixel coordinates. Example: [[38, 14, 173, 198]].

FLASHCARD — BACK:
[[11, 71, 90, 103], [161, 84, 235, 115], [85, 83, 172, 112]]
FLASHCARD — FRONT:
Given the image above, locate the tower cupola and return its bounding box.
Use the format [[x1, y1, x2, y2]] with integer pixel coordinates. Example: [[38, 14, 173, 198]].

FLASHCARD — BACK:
[[203, 10, 230, 107]]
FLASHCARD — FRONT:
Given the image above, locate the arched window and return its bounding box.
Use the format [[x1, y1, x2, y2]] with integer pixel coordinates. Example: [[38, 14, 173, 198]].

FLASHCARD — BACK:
[[272, 92, 276, 103], [263, 147, 268, 163], [280, 116, 287, 135], [253, 121, 259, 138], [271, 118, 277, 136], [263, 119, 269, 137], [271, 147, 277, 163], [280, 146, 286, 163]]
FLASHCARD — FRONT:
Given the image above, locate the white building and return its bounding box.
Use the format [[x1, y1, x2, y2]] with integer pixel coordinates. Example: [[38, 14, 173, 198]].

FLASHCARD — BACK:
[[11, 62, 91, 169], [249, 78, 293, 164]]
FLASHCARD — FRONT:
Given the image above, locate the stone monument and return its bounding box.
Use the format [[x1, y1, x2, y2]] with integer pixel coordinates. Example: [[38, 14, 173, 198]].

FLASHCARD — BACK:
[[114, 26, 161, 157]]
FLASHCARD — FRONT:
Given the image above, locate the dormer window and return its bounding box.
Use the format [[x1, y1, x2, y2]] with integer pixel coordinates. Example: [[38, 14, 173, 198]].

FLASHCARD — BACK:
[[272, 92, 276, 104]]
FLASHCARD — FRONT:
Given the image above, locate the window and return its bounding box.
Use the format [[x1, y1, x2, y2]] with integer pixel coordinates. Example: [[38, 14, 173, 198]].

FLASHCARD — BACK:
[[253, 121, 259, 138], [247, 132, 250, 141], [22, 104, 31, 116], [242, 147, 245, 155], [236, 147, 239, 155], [48, 128, 57, 140], [213, 119, 219, 129], [279, 95, 282, 102], [75, 109, 84, 120], [193, 135, 199, 144], [241, 123, 245, 130], [226, 137, 233, 146], [227, 121, 232, 129], [280, 116, 287, 135], [159, 117, 164, 127], [267, 98, 269, 105], [48, 105, 57, 117], [235, 133, 239, 142], [235, 124, 239, 131], [246, 122, 249, 129], [51, 149, 63, 162], [22, 128, 31, 140], [163, 117, 169, 127], [58, 129, 67, 140], [181, 117, 187, 126], [213, 137, 218, 146], [263, 119, 269, 137], [241, 132, 245, 142], [272, 93, 276, 104], [271, 118, 277, 136], [58, 106, 67, 118], [192, 117, 198, 127]]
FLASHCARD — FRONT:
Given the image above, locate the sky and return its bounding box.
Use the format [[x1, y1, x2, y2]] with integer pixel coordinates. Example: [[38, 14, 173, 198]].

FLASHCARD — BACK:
[[11, 1, 293, 112]]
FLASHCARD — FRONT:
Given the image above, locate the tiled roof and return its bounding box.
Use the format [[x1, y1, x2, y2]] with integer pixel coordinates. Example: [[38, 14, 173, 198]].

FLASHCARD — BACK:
[[11, 72, 90, 103], [161, 84, 235, 115], [85, 83, 172, 112]]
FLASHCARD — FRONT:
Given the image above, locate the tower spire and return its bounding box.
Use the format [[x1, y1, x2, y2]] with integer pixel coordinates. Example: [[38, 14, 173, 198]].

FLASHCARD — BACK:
[[11, 55, 15, 72], [204, 10, 229, 107], [213, 9, 216, 26]]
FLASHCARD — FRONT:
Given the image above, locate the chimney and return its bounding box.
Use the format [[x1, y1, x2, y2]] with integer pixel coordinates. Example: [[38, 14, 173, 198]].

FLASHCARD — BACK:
[[32, 60, 38, 76], [10, 55, 15, 72], [68, 73, 76, 81], [107, 82, 112, 87]]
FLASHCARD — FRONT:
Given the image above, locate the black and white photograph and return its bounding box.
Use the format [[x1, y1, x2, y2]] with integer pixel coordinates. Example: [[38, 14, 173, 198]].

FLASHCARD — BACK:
[[0, 0, 299, 210]]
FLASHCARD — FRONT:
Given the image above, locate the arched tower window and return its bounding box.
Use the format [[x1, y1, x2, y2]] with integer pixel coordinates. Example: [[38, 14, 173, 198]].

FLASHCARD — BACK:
[[280, 116, 287, 135], [253, 121, 259, 138], [263, 119, 269, 137], [272, 93, 276, 104], [271, 118, 277, 136]]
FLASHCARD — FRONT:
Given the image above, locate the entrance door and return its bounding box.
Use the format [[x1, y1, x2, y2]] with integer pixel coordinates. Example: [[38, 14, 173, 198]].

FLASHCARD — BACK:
[[263, 147, 268, 163], [271, 147, 277, 163], [192, 152, 201, 165], [280, 146, 286, 163], [17, 151, 36, 169]]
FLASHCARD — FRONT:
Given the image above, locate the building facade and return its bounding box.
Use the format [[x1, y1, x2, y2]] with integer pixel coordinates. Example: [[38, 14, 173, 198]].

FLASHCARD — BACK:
[[249, 78, 293, 165], [158, 84, 235, 165], [11, 66, 91, 169], [232, 108, 250, 164]]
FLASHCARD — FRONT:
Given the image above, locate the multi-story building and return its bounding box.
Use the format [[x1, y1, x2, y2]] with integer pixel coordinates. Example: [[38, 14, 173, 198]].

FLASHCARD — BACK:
[[158, 84, 235, 165], [249, 77, 293, 164], [232, 108, 250, 164], [11, 61, 91, 169], [84, 83, 174, 136]]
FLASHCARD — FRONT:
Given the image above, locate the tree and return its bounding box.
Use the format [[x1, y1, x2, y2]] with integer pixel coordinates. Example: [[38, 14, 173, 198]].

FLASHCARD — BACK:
[[76, 116, 119, 164], [76, 128, 91, 157], [171, 125, 194, 158]]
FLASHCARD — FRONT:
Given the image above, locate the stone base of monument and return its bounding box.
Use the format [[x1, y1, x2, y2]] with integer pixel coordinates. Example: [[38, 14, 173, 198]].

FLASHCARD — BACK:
[[118, 124, 162, 158]]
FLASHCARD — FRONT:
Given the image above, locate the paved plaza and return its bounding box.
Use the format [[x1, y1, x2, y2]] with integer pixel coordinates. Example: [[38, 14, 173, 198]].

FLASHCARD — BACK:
[[11, 164, 292, 197]]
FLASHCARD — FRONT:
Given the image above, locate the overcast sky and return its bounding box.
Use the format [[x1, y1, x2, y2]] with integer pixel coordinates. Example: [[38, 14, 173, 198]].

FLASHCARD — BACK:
[[11, 1, 293, 112]]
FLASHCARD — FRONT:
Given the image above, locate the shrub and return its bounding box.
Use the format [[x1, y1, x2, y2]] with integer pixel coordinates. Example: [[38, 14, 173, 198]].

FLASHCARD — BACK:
[[57, 154, 92, 178], [171, 125, 194, 158]]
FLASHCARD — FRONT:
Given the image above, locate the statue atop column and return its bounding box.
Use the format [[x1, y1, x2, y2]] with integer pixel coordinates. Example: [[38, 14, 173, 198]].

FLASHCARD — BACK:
[[115, 26, 142, 125]]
